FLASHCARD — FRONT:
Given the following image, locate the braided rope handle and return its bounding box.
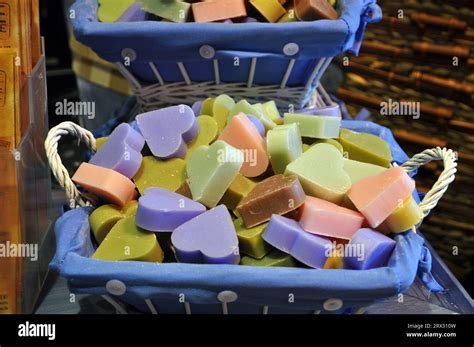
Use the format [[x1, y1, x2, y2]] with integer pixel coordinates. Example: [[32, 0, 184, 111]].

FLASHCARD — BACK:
[[44, 121, 96, 207], [45, 122, 457, 218]]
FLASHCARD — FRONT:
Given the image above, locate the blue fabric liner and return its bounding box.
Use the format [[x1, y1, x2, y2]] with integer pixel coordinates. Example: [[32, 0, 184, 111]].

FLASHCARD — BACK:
[[71, 0, 381, 85], [50, 121, 442, 313]]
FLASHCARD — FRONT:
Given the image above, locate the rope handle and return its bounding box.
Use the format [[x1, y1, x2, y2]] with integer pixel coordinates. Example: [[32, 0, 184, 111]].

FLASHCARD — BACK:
[[45, 122, 458, 216]]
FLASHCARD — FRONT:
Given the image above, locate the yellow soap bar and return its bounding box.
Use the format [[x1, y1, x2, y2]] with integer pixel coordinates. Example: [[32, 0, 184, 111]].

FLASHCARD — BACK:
[[250, 0, 287, 23], [278, 7, 298, 22], [95, 137, 108, 151], [241, 249, 296, 267], [133, 156, 186, 195], [92, 216, 164, 262], [382, 196, 423, 233], [185, 116, 219, 161], [312, 139, 343, 154], [220, 174, 257, 210], [89, 200, 138, 243], [234, 217, 271, 259]]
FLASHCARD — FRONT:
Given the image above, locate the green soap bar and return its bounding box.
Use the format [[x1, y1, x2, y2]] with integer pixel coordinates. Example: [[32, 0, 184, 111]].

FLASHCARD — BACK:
[[241, 249, 296, 267], [228, 100, 277, 131], [267, 123, 302, 174], [98, 0, 137, 22], [187, 140, 243, 208], [213, 95, 235, 131], [285, 143, 351, 204], [284, 113, 341, 139], [278, 8, 298, 23], [234, 217, 271, 259], [312, 139, 343, 154], [200, 97, 215, 116], [263, 101, 283, 124], [92, 216, 164, 262], [133, 156, 186, 195], [89, 201, 138, 244], [142, 0, 191, 23], [220, 174, 256, 210], [339, 128, 392, 167], [343, 159, 387, 185]]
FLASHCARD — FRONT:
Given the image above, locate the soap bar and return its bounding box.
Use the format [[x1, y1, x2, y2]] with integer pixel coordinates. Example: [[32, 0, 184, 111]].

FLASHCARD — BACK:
[[241, 249, 296, 267], [89, 200, 138, 243], [219, 174, 256, 210], [89, 123, 145, 178], [312, 138, 343, 153], [136, 188, 206, 232], [343, 159, 386, 185], [249, 0, 287, 23], [247, 115, 265, 137], [267, 123, 302, 174], [278, 8, 298, 22], [228, 100, 277, 131], [285, 143, 351, 204], [298, 196, 364, 240], [294, 0, 338, 20], [339, 128, 392, 168], [234, 217, 271, 259], [171, 205, 240, 264], [381, 196, 423, 233], [284, 113, 341, 139], [323, 250, 344, 269], [262, 101, 283, 125], [296, 104, 341, 117], [218, 112, 269, 177], [185, 116, 219, 161], [98, 0, 137, 22], [92, 216, 164, 262], [347, 167, 416, 228], [192, 0, 247, 23], [263, 215, 334, 269], [200, 97, 215, 116], [72, 163, 137, 206], [142, 0, 191, 23], [212, 94, 235, 131], [136, 105, 199, 159], [192, 100, 202, 116], [118, 2, 147, 22], [133, 156, 186, 195], [237, 174, 306, 228], [95, 137, 108, 151], [187, 140, 243, 208], [344, 228, 396, 270]]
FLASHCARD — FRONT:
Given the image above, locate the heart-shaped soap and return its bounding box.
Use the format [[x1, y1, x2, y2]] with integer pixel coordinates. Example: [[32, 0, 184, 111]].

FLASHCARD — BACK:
[[136, 188, 206, 232], [285, 143, 351, 204], [92, 216, 164, 262], [98, 0, 138, 22], [171, 205, 240, 264], [89, 123, 145, 178], [339, 128, 392, 168], [89, 200, 138, 243], [133, 156, 186, 195], [228, 100, 277, 131], [263, 214, 334, 269], [118, 2, 147, 22], [137, 105, 199, 159], [185, 116, 219, 161], [187, 140, 243, 208], [212, 94, 235, 131]]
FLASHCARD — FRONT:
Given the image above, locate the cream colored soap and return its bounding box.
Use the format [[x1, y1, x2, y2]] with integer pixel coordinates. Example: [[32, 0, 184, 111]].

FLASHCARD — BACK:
[[284, 113, 341, 139]]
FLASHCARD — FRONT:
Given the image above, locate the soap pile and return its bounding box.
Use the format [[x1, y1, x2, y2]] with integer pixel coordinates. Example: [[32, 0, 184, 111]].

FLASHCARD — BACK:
[[73, 95, 424, 270], [98, 0, 338, 24]]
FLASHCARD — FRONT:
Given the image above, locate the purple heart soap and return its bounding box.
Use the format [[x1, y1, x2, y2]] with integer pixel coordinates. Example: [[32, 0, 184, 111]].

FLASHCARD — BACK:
[[344, 228, 396, 270], [137, 105, 199, 159], [135, 187, 206, 232], [263, 214, 334, 269], [171, 205, 240, 264], [89, 123, 145, 178], [118, 2, 147, 22], [247, 115, 265, 137], [192, 100, 203, 116]]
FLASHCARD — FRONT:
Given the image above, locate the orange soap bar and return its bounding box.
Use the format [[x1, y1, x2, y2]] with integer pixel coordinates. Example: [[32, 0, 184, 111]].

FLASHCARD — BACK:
[[347, 167, 415, 228], [72, 163, 137, 206], [192, 0, 247, 23], [218, 112, 269, 177]]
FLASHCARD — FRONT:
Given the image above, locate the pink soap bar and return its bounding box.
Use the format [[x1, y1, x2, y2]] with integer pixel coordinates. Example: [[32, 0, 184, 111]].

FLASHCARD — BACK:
[[347, 166, 415, 228], [72, 163, 137, 206], [192, 0, 247, 23], [299, 196, 364, 240], [218, 112, 269, 177]]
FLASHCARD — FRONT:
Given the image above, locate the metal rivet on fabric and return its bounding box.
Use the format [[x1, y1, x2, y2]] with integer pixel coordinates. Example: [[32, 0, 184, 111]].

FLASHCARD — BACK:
[[217, 290, 238, 303], [323, 298, 343, 311], [121, 48, 137, 62], [199, 45, 216, 59], [106, 280, 127, 296], [283, 43, 300, 56]]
